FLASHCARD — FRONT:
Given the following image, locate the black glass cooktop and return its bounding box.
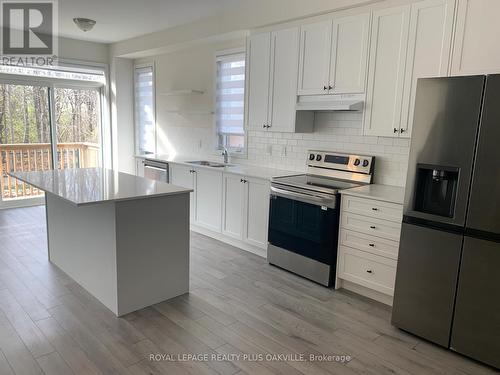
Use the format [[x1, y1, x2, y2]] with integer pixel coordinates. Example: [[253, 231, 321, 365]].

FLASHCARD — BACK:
[[271, 174, 363, 195]]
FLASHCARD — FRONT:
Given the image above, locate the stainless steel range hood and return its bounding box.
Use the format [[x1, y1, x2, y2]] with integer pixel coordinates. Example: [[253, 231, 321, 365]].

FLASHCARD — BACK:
[[296, 94, 364, 112]]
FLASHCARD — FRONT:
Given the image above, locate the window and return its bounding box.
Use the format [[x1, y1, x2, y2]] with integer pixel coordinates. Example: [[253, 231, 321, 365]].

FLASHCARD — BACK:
[[215, 52, 245, 153], [134, 64, 155, 155]]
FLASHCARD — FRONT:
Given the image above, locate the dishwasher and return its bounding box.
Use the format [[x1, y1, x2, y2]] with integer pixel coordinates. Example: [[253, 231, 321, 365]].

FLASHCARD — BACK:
[[143, 159, 169, 182]]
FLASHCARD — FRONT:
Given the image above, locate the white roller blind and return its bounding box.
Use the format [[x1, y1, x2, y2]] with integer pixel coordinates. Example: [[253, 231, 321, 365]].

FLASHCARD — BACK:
[[216, 53, 245, 150], [134, 65, 155, 154]]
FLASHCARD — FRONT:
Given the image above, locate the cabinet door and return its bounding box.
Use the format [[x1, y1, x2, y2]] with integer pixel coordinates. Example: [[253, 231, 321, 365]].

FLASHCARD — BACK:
[[170, 164, 195, 221], [222, 174, 245, 240], [246, 33, 271, 130], [268, 27, 300, 132], [136, 158, 145, 177], [364, 5, 411, 137], [330, 13, 370, 94], [194, 168, 223, 232], [243, 177, 270, 249], [297, 20, 332, 95], [452, 0, 500, 75], [400, 0, 455, 137]]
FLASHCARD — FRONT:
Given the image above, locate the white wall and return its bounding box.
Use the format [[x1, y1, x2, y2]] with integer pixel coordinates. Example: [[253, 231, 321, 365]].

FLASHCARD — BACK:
[[109, 57, 135, 173], [59, 37, 109, 64]]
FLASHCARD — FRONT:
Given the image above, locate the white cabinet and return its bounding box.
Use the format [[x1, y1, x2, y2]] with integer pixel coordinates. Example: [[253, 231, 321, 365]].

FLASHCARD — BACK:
[[297, 20, 332, 95], [195, 168, 223, 232], [364, 1, 455, 137], [243, 177, 270, 249], [246, 32, 271, 130], [268, 28, 301, 132], [337, 194, 403, 305], [170, 164, 195, 221], [135, 158, 144, 177], [452, 0, 500, 75], [222, 174, 270, 250], [246, 28, 311, 133], [330, 13, 371, 94], [400, 0, 455, 137], [222, 174, 245, 239], [364, 5, 411, 137], [298, 13, 370, 95]]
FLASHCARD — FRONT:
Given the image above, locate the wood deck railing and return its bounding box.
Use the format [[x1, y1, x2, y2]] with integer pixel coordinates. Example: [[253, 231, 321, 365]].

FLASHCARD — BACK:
[[0, 142, 100, 200]]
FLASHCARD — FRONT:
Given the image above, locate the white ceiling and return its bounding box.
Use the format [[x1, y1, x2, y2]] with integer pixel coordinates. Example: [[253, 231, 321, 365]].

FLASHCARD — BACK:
[[58, 0, 247, 44]]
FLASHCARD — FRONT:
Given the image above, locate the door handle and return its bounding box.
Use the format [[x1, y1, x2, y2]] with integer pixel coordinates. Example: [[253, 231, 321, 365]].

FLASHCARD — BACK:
[[366, 269, 373, 274], [370, 225, 376, 229], [368, 243, 375, 247]]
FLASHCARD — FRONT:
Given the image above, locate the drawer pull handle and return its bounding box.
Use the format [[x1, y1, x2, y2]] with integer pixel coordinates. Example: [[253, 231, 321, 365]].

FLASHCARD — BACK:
[[371, 207, 378, 211], [370, 226, 376, 229], [368, 243, 375, 247], [366, 269, 373, 274]]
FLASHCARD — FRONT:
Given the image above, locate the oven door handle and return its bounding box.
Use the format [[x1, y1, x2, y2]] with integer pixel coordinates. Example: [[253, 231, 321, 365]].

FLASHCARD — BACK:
[[270, 186, 335, 208]]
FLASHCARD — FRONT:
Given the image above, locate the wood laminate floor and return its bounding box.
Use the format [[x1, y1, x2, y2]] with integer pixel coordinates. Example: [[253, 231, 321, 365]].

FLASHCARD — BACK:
[[0, 205, 497, 375]]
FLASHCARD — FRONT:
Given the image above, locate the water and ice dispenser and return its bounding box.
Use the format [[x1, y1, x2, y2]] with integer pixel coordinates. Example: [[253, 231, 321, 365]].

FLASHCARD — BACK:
[[413, 164, 459, 218]]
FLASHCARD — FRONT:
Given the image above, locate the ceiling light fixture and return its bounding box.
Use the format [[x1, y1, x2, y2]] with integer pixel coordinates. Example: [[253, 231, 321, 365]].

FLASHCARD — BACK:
[[73, 18, 96, 32]]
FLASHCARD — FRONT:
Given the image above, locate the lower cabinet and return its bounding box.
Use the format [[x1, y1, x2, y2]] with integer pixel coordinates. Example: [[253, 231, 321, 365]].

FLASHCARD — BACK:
[[336, 194, 403, 305], [222, 173, 271, 250], [169, 164, 196, 222], [169, 163, 271, 255], [195, 168, 223, 232]]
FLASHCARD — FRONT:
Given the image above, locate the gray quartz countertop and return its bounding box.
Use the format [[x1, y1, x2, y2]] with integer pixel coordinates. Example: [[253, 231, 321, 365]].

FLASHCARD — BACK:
[[136, 154, 297, 180], [341, 184, 405, 205], [9, 168, 192, 206]]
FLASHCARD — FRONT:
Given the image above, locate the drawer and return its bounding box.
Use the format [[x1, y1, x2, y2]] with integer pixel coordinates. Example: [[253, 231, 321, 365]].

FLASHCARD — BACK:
[[342, 195, 403, 223], [340, 229, 399, 260], [341, 212, 402, 241], [338, 245, 397, 296]]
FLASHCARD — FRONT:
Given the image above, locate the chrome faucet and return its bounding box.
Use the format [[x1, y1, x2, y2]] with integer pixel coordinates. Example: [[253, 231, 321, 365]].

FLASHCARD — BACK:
[[222, 148, 229, 164]]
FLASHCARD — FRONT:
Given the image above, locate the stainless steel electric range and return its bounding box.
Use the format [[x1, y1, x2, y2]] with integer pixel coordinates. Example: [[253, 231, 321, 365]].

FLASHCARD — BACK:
[[267, 150, 375, 286]]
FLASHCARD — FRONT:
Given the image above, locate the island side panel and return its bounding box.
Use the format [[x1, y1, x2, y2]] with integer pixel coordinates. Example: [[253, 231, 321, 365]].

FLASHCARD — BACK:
[[45, 193, 119, 314], [115, 193, 190, 316]]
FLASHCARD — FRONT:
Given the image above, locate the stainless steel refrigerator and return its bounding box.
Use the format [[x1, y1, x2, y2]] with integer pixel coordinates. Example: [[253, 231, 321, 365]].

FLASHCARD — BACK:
[[392, 75, 500, 369]]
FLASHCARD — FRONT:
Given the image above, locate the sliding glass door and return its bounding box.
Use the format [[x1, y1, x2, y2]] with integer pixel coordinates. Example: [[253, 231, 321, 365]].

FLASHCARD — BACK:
[[0, 81, 104, 207], [54, 86, 102, 169], [0, 83, 52, 204]]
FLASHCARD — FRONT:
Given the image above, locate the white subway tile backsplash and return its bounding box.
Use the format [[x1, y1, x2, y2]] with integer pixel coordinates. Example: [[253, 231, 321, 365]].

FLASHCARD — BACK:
[[158, 112, 410, 186]]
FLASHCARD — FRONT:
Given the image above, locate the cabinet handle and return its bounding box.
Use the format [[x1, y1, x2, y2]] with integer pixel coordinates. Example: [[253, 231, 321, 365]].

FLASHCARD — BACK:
[[267, 124, 271, 129], [263, 124, 266, 129], [368, 243, 375, 247], [328, 85, 333, 90], [323, 85, 328, 90], [366, 269, 373, 274], [371, 207, 378, 211], [393, 128, 398, 133], [370, 225, 376, 229], [400, 128, 405, 133]]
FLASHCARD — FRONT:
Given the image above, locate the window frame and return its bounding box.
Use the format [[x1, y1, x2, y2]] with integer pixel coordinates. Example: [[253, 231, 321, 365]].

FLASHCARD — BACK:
[[213, 47, 247, 157], [133, 62, 156, 156]]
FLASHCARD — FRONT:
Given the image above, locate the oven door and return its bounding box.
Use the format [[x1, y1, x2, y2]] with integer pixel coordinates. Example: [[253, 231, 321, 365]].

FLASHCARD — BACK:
[[268, 185, 339, 266]]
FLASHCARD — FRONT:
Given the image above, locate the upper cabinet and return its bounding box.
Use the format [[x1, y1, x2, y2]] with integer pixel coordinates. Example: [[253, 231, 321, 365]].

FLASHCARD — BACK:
[[400, 0, 455, 137], [364, 5, 411, 137], [298, 13, 371, 95], [246, 33, 271, 130], [364, 0, 455, 138], [246, 27, 312, 133], [451, 0, 500, 75]]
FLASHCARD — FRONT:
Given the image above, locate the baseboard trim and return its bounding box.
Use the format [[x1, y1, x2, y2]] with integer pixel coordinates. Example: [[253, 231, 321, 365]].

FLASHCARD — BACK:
[[190, 224, 266, 259], [337, 279, 394, 306]]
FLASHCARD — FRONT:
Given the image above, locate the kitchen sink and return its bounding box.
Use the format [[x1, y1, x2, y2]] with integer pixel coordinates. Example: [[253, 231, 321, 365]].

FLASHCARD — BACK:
[[186, 161, 234, 168]]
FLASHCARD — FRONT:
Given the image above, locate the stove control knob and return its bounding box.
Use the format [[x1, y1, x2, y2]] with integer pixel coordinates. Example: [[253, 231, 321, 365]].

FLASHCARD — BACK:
[[354, 158, 361, 166], [362, 159, 369, 167], [316, 154, 322, 161], [309, 153, 315, 161]]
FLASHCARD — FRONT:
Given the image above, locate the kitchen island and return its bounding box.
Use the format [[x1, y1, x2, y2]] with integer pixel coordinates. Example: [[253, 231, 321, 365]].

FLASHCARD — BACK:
[[10, 168, 192, 316]]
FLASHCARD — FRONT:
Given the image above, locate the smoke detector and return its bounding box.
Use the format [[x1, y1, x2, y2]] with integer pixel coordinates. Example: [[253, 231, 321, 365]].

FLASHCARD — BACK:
[[73, 18, 96, 32]]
